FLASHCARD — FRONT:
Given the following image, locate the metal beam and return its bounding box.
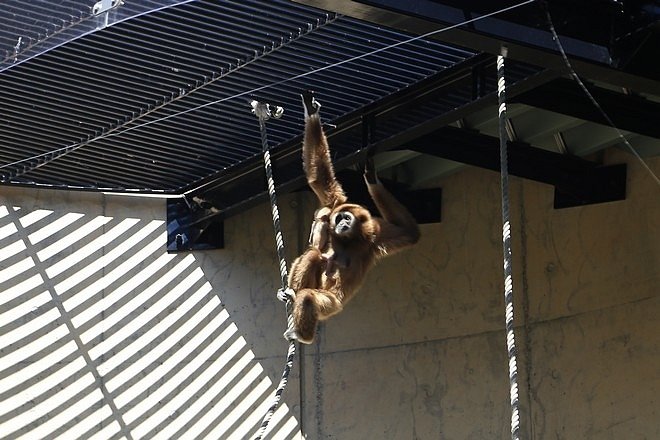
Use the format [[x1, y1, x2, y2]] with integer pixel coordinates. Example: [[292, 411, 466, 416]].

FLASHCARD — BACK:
[[515, 78, 660, 140], [407, 126, 626, 208]]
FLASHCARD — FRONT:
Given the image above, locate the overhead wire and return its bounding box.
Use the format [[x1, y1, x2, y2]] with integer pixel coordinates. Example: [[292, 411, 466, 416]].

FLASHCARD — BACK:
[[0, 10, 341, 182], [6, 0, 658, 190], [1, 0, 197, 73], [0, 0, 536, 179]]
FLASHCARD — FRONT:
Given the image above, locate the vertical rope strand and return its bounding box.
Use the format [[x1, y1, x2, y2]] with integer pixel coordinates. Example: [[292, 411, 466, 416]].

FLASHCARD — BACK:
[[260, 124, 290, 291], [253, 103, 296, 440], [497, 54, 521, 440]]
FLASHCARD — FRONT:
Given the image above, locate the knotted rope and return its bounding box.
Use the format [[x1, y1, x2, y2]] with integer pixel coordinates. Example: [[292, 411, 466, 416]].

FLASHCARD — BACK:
[[251, 100, 297, 440], [497, 54, 522, 440]]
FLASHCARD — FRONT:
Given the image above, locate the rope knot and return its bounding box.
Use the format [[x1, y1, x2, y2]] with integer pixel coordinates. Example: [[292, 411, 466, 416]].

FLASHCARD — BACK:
[[251, 100, 284, 121]]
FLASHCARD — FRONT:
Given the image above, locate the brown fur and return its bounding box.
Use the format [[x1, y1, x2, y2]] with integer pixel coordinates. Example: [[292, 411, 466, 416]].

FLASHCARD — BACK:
[[286, 110, 420, 344]]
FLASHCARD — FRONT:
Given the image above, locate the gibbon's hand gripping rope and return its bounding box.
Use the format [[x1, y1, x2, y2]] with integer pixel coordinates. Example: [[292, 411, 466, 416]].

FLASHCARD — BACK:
[[497, 54, 522, 440], [250, 100, 297, 440]]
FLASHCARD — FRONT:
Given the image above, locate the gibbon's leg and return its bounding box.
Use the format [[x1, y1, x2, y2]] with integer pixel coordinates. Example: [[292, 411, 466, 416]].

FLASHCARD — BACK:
[[287, 287, 343, 344], [288, 247, 325, 292], [301, 91, 347, 208]]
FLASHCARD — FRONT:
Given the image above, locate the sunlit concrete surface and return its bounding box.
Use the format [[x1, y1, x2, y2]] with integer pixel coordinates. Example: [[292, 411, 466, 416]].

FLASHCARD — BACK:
[[0, 192, 302, 440]]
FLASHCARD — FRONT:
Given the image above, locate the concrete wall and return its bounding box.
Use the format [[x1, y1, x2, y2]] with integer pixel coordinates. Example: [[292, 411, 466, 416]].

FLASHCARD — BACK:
[[0, 148, 658, 439]]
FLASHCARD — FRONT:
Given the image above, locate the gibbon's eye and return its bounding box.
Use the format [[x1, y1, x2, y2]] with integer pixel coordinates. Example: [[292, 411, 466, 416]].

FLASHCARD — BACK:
[[334, 212, 352, 224]]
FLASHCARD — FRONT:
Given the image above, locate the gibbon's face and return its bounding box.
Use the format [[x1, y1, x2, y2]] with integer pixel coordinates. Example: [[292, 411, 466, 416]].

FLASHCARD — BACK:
[[330, 205, 371, 239], [332, 211, 355, 237]]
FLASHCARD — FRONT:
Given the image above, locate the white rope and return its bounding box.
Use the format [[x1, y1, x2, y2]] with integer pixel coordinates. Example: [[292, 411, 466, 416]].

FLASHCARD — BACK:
[[251, 101, 297, 440], [497, 55, 522, 440]]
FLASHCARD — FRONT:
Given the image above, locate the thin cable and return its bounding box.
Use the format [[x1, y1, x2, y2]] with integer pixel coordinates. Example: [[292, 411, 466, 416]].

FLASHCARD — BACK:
[[543, 6, 660, 188], [497, 54, 522, 440], [2, 15, 87, 66], [1, 0, 536, 177], [1, 1, 197, 73]]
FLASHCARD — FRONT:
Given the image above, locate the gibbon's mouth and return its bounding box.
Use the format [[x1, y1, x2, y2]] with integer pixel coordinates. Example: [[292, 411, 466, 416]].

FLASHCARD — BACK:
[[335, 224, 352, 235]]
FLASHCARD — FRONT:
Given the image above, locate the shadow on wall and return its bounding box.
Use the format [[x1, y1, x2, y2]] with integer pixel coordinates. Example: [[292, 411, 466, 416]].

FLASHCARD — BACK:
[[0, 203, 300, 439]]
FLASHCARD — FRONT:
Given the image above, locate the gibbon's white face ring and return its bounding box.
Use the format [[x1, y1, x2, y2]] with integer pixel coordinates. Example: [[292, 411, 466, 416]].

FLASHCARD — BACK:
[[333, 211, 355, 236]]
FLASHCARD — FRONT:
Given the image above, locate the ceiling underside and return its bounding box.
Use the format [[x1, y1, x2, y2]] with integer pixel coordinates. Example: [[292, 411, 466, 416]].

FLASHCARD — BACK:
[[0, 0, 474, 192], [1, 0, 659, 220]]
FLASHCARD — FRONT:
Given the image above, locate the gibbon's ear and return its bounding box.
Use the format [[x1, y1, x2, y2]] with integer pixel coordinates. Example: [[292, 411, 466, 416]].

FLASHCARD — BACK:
[[357, 212, 370, 224]]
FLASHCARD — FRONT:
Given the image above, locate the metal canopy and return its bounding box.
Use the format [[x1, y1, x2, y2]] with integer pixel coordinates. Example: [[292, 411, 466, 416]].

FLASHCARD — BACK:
[[293, 0, 660, 94], [0, 0, 474, 192]]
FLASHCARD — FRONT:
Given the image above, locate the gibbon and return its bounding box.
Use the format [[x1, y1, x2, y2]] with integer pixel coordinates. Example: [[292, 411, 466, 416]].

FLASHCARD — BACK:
[[283, 91, 420, 344]]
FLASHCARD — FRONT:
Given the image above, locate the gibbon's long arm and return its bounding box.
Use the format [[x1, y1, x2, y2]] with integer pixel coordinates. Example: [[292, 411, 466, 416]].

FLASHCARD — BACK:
[[364, 161, 420, 255], [302, 91, 347, 209]]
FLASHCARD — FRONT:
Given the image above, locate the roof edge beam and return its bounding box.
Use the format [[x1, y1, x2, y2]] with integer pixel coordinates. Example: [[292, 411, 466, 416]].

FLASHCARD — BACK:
[[292, 0, 660, 95]]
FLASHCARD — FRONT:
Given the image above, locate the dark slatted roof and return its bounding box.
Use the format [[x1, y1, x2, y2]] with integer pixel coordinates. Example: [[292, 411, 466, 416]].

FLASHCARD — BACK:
[[0, 0, 475, 193]]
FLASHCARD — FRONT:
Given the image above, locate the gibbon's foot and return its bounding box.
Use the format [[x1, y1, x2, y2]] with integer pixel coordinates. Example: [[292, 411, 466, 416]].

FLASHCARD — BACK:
[[284, 326, 315, 344], [283, 326, 300, 342], [301, 90, 321, 119], [277, 287, 296, 303]]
